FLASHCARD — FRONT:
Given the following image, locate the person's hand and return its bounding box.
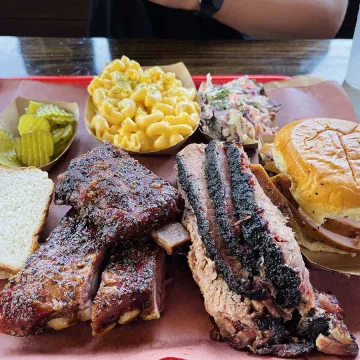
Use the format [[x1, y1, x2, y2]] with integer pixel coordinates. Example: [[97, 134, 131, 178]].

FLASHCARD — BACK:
[[148, 0, 200, 11]]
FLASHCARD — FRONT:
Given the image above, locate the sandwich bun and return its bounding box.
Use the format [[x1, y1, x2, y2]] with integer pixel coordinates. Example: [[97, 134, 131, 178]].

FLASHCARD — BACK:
[[273, 118, 360, 225]]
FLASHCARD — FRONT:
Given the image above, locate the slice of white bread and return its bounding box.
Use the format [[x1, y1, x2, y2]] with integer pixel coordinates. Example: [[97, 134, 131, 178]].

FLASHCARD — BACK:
[[0, 166, 54, 278]]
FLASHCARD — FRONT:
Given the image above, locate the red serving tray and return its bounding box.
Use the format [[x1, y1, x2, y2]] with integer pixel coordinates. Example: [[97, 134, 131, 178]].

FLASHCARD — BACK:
[[10, 75, 290, 88]]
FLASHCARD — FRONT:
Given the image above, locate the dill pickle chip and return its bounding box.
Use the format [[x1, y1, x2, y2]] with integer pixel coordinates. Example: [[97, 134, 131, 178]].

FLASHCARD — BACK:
[[36, 104, 74, 122], [51, 127, 65, 144], [52, 124, 73, 143], [0, 153, 21, 168], [18, 114, 50, 136], [50, 122, 58, 132], [0, 129, 12, 140], [16, 131, 54, 168], [26, 101, 43, 115], [52, 124, 73, 146], [60, 124, 73, 142], [53, 140, 68, 158], [48, 117, 76, 125], [0, 138, 15, 152], [0, 139, 21, 167], [0, 138, 17, 156]]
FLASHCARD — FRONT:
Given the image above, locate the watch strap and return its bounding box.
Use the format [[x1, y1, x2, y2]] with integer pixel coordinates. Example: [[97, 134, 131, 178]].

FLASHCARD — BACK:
[[196, 0, 224, 18]]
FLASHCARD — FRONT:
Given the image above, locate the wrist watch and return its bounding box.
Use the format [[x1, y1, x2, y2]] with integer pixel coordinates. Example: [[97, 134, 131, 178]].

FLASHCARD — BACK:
[[197, 0, 224, 18]]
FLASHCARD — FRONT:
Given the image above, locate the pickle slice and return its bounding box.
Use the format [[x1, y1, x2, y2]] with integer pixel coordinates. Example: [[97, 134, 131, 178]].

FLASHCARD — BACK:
[[52, 125, 73, 157], [52, 124, 73, 147], [53, 140, 68, 159], [60, 124, 74, 143], [0, 153, 21, 168], [18, 114, 50, 136], [52, 127, 65, 144], [48, 116, 76, 125], [36, 104, 74, 124], [26, 101, 43, 115], [50, 122, 58, 132], [16, 131, 54, 168], [0, 138, 17, 156], [0, 138, 21, 167], [0, 129, 12, 140]]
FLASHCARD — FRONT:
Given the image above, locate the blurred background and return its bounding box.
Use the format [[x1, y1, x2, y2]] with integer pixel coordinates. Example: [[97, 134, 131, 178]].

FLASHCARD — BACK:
[[0, 0, 359, 38]]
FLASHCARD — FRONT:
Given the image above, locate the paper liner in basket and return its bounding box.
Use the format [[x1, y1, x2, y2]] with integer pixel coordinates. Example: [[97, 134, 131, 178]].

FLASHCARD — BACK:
[[301, 246, 360, 276], [85, 62, 200, 156], [0, 97, 79, 172]]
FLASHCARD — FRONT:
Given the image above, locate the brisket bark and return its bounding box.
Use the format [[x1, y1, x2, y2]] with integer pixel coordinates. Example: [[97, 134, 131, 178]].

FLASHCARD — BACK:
[[177, 145, 270, 299], [55, 142, 183, 243], [225, 143, 301, 308], [177, 141, 358, 357], [184, 209, 314, 357]]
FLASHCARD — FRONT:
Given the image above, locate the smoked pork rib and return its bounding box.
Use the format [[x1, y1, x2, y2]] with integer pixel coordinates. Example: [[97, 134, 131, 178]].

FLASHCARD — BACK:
[[91, 240, 165, 336], [55, 142, 184, 242], [0, 211, 105, 336], [176, 141, 358, 357]]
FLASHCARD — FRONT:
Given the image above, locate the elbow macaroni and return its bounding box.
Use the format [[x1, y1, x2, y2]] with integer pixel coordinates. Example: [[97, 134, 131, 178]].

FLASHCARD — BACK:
[[88, 56, 200, 152]]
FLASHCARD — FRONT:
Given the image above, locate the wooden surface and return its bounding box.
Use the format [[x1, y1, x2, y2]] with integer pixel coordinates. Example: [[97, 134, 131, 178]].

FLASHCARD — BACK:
[[0, 36, 359, 118], [0, 1, 357, 38], [0, 37, 353, 79], [0, 0, 89, 37]]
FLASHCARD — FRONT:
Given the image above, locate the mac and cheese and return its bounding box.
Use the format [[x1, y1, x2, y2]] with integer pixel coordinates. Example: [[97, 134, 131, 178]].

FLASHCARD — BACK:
[[88, 56, 199, 152]]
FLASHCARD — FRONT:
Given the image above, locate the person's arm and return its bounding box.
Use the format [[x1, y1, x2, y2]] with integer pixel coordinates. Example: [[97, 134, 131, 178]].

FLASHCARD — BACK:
[[149, 0, 348, 39]]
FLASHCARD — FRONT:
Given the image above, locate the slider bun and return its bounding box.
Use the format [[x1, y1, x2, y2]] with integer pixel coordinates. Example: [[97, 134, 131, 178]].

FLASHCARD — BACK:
[[273, 118, 360, 225]]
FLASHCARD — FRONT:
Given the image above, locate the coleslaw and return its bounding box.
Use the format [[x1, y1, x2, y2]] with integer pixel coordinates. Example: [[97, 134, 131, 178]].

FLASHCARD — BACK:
[[199, 75, 280, 144]]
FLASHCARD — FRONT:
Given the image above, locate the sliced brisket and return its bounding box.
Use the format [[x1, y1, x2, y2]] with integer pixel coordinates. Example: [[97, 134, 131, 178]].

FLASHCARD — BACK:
[[184, 210, 313, 357], [177, 144, 270, 299], [0, 211, 105, 336], [177, 141, 358, 357], [225, 143, 310, 309], [55, 142, 183, 243], [91, 239, 165, 336]]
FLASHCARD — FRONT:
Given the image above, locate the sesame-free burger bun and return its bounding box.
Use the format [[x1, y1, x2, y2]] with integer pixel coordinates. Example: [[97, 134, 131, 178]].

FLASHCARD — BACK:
[[273, 118, 360, 225]]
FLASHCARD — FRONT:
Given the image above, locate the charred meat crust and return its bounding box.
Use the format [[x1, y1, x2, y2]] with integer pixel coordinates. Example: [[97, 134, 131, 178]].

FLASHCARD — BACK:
[[254, 316, 288, 345], [177, 155, 263, 298], [178, 142, 358, 357], [204, 142, 270, 299], [177, 156, 249, 292], [183, 207, 315, 358], [251, 316, 313, 355], [205, 141, 257, 273], [0, 211, 106, 336], [226, 143, 302, 309], [91, 240, 165, 336], [177, 156, 216, 261], [297, 308, 330, 340], [255, 342, 314, 357], [177, 143, 300, 305], [55, 142, 184, 243]]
